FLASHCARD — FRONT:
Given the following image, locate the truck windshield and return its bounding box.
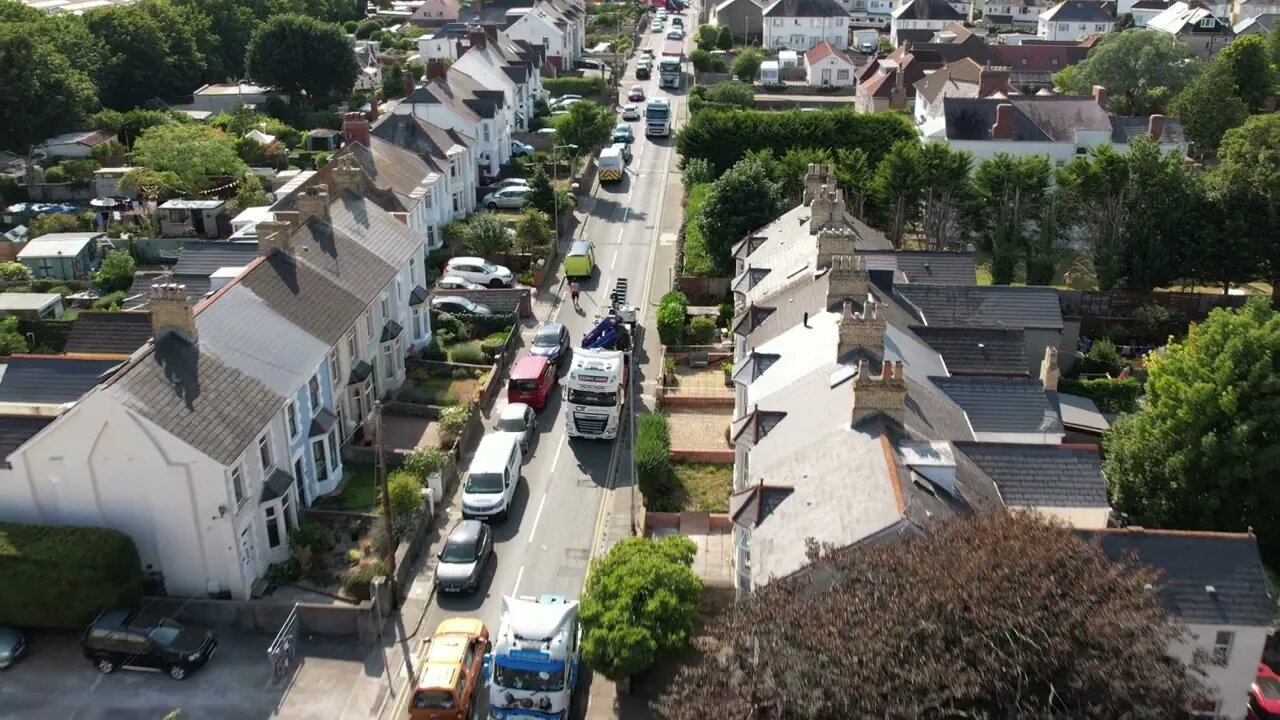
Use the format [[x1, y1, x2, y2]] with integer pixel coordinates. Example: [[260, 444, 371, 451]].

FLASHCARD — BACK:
[[645, 105, 669, 119], [659, 60, 680, 71], [568, 389, 617, 406], [465, 472, 504, 493], [494, 663, 566, 692]]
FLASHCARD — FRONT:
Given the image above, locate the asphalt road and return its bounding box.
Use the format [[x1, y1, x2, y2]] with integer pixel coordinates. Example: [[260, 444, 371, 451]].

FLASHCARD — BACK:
[[379, 21, 690, 720]]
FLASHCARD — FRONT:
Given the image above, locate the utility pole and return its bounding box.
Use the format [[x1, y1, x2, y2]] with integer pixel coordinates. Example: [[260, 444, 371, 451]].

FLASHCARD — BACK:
[[374, 400, 399, 606]]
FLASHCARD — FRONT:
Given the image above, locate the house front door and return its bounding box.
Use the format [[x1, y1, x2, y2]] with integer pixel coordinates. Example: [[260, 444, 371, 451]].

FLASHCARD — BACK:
[[294, 458, 307, 506], [822, 68, 832, 84]]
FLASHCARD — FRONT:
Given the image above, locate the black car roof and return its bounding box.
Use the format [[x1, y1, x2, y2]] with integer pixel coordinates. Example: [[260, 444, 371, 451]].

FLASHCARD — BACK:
[[92, 609, 132, 629]]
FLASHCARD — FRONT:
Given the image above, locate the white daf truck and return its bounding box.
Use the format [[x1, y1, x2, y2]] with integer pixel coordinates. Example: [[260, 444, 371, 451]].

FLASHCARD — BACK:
[[486, 595, 581, 720], [565, 279, 635, 441]]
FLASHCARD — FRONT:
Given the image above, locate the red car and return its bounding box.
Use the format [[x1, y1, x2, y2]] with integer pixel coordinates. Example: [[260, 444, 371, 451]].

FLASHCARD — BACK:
[[628, 85, 645, 101], [1249, 664, 1280, 719]]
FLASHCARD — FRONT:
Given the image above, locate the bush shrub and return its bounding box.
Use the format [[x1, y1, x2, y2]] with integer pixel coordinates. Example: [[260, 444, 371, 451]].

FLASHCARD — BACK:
[[690, 48, 711, 72], [1132, 303, 1186, 344], [91, 291, 126, 311], [687, 316, 718, 345], [1080, 338, 1125, 376], [1059, 377, 1142, 414], [383, 469, 422, 517], [682, 158, 713, 188], [0, 262, 32, 282], [657, 290, 688, 346], [439, 404, 472, 447], [710, 57, 728, 73], [716, 302, 734, 328], [682, 184, 714, 277], [0, 522, 144, 628], [341, 559, 389, 601], [481, 331, 509, 359], [449, 343, 487, 365], [635, 414, 679, 511], [468, 315, 518, 338], [433, 312, 469, 345], [92, 249, 136, 293], [402, 447, 444, 478], [543, 76, 605, 97]]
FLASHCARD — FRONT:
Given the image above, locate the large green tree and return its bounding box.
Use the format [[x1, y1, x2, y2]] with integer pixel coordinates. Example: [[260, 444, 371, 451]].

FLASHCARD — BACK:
[[85, 0, 210, 109], [245, 14, 359, 103], [552, 100, 614, 151], [130, 123, 247, 193], [873, 140, 926, 248], [1215, 34, 1276, 112], [695, 156, 783, 274], [659, 513, 1205, 719], [916, 142, 974, 250], [175, 0, 262, 80], [1053, 29, 1195, 114], [972, 153, 1051, 242], [580, 535, 702, 681], [1209, 115, 1280, 304], [0, 25, 98, 182], [1105, 298, 1280, 563], [1171, 60, 1250, 157]]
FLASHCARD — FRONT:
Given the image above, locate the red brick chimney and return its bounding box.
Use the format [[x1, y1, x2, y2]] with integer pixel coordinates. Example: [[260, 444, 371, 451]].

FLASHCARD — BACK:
[[469, 25, 486, 49], [1148, 114, 1165, 141], [991, 103, 1014, 140], [1092, 84, 1107, 107], [978, 65, 1010, 97], [368, 102, 380, 122], [426, 59, 448, 82], [342, 112, 371, 147], [403, 67, 416, 96], [484, 23, 499, 42]]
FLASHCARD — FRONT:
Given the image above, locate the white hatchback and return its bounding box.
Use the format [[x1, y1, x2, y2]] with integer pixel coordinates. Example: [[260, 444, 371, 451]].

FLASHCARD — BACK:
[[444, 257, 515, 288]]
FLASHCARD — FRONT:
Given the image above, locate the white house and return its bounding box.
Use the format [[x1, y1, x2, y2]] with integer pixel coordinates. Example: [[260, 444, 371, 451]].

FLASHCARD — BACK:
[[1037, 0, 1115, 40], [372, 109, 481, 233], [0, 188, 429, 601], [503, 0, 585, 70], [1235, 0, 1280, 22], [394, 61, 510, 179], [353, 40, 384, 94], [452, 27, 543, 134], [890, 0, 966, 44], [762, 0, 852, 51], [1082, 529, 1274, 720], [923, 94, 1188, 162], [805, 40, 860, 85]]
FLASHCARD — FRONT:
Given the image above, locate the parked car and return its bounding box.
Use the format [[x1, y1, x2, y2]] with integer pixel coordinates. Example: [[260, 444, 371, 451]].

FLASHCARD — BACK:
[[431, 296, 493, 315], [635, 61, 651, 80], [445, 257, 515, 287], [612, 141, 633, 164], [510, 140, 535, 157], [488, 177, 530, 191], [1250, 664, 1280, 719], [529, 321, 570, 364], [641, 48, 655, 60], [81, 610, 217, 680], [671, 16, 683, 27], [551, 96, 583, 110], [612, 124, 634, 144], [496, 402, 537, 453], [622, 103, 641, 120], [481, 186, 530, 210], [667, 29, 684, 41], [0, 626, 26, 670], [461, 433, 522, 522], [435, 275, 482, 291], [650, 19, 663, 31], [407, 618, 489, 720], [434, 520, 494, 594], [628, 85, 645, 102]]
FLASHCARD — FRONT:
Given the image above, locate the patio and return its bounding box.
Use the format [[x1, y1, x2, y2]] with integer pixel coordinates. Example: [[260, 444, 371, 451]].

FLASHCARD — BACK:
[[381, 415, 441, 452]]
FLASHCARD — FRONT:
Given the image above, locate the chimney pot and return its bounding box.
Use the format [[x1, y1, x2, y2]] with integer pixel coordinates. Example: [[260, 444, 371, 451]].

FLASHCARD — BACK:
[[426, 59, 448, 82], [991, 102, 1014, 140], [851, 355, 907, 426], [297, 183, 330, 222], [1148, 113, 1165, 141], [330, 155, 364, 199], [404, 67, 417, 97], [256, 220, 294, 258], [148, 283, 197, 343], [1092, 84, 1107, 108], [469, 25, 487, 49], [837, 295, 885, 361], [342, 112, 371, 147], [1039, 346, 1060, 392], [978, 65, 1011, 97]]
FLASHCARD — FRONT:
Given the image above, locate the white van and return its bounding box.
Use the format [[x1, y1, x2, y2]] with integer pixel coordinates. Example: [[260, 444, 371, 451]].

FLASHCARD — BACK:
[[598, 146, 625, 183], [461, 433, 523, 522]]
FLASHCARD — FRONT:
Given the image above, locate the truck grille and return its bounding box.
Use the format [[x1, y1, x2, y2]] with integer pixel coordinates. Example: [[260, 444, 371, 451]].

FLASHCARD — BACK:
[[574, 415, 608, 435]]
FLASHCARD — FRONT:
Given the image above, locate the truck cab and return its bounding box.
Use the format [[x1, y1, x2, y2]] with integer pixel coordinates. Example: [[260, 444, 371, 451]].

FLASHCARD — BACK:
[[487, 596, 580, 720], [645, 98, 672, 137]]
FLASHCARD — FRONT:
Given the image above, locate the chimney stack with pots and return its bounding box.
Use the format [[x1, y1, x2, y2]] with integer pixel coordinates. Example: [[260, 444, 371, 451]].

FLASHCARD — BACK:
[[256, 220, 294, 258], [404, 68, 416, 97], [331, 154, 364, 198], [826, 254, 870, 308], [1148, 114, 1165, 141], [342, 112, 370, 147], [809, 185, 846, 232], [802, 163, 832, 206], [815, 228, 858, 269], [1092, 85, 1107, 107], [838, 298, 886, 361], [991, 103, 1014, 140], [469, 25, 487, 49], [297, 183, 330, 222], [484, 23, 499, 42], [978, 65, 1011, 97], [149, 283, 198, 344], [851, 359, 907, 427], [889, 68, 906, 110], [427, 59, 448, 81], [1040, 346, 1060, 392]]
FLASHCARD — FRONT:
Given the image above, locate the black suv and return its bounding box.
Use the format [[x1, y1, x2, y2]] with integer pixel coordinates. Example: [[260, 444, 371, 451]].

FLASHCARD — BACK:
[[81, 610, 217, 680]]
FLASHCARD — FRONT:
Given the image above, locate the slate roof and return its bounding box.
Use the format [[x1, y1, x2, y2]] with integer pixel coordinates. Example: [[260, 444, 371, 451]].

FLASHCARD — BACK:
[[895, 284, 1064, 329], [0, 416, 52, 464], [1040, 0, 1115, 22], [911, 326, 1028, 376], [993, 43, 1091, 73], [892, 0, 963, 20], [171, 243, 260, 277], [63, 312, 154, 356], [1078, 529, 1274, 627], [857, 250, 977, 285], [1111, 116, 1187, 145], [942, 96, 1112, 142], [763, 0, 849, 17], [955, 442, 1107, 507], [1235, 13, 1278, 34], [371, 113, 470, 171], [0, 356, 122, 404], [932, 376, 1064, 434]]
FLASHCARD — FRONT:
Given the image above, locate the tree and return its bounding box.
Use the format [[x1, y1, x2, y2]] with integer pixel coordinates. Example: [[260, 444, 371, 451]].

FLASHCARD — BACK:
[[28, 213, 91, 239], [524, 165, 557, 215], [732, 48, 762, 82], [93, 249, 137, 293], [85, 0, 210, 110], [381, 63, 408, 99], [715, 25, 733, 51], [0, 26, 98, 184], [690, 48, 711, 72], [695, 156, 783, 274], [580, 535, 702, 681], [1053, 29, 1195, 114], [93, 108, 193, 148], [1171, 60, 1250, 157], [1025, 200, 1060, 286], [0, 262, 32, 282], [1210, 114, 1280, 304], [659, 512, 1206, 719], [872, 140, 926, 248], [354, 19, 381, 39], [513, 208, 553, 253], [990, 213, 1021, 284], [1055, 145, 1131, 290], [1118, 138, 1203, 292], [1215, 34, 1275, 112], [552, 101, 614, 150], [916, 142, 973, 250], [0, 316, 28, 356], [1105, 299, 1280, 563], [972, 153, 1051, 247], [462, 212, 511, 255], [131, 124, 247, 194], [246, 15, 359, 103], [32, 14, 109, 93]]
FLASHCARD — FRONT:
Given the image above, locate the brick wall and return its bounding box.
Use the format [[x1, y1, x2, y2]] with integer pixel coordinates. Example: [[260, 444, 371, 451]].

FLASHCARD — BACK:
[[671, 448, 734, 463], [657, 393, 735, 409]]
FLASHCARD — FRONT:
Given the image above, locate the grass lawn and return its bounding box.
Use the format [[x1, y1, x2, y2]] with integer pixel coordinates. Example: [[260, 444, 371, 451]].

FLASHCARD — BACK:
[[414, 374, 485, 405], [671, 462, 732, 513], [318, 465, 379, 511], [445, 340, 487, 365], [682, 183, 716, 277]]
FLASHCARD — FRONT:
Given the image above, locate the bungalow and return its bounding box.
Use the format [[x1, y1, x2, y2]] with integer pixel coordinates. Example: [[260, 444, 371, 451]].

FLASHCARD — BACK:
[[805, 40, 860, 85], [190, 83, 279, 115]]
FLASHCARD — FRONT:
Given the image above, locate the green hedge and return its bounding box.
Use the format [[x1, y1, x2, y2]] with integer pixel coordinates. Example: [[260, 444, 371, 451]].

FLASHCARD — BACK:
[[1059, 377, 1142, 414], [0, 523, 144, 628], [657, 290, 688, 346], [543, 77, 605, 98], [682, 184, 714, 277], [635, 413, 679, 510]]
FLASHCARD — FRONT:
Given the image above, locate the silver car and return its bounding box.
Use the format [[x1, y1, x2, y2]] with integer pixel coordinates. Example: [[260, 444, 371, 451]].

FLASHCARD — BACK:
[[482, 186, 530, 210], [496, 402, 537, 453], [434, 520, 493, 593]]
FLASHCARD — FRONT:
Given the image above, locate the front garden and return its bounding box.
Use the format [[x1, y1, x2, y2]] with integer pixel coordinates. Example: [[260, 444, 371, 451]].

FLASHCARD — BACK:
[[636, 413, 732, 513]]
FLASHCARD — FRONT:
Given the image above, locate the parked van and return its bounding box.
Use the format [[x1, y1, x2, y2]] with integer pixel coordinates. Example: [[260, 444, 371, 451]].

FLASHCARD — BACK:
[[598, 146, 625, 183], [563, 239, 596, 279], [407, 617, 489, 720], [507, 354, 557, 410], [461, 433, 522, 521]]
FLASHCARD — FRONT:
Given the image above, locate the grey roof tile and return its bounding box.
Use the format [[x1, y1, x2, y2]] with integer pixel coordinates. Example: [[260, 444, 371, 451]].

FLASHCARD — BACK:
[[1078, 529, 1273, 627], [64, 312, 154, 356], [1041, 0, 1114, 21], [171, 242, 260, 276], [0, 416, 53, 465], [955, 442, 1108, 507], [0, 357, 122, 404], [911, 326, 1028, 376], [890, 251, 976, 285], [895, 283, 1064, 329], [931, 376, 1063, 434], [763, 0, 849, 16]]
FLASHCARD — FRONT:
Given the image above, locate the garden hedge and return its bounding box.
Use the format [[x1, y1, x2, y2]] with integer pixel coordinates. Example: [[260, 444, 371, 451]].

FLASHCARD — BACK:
[[543, 77, 606, 98], [636, 413, 679, 510], [0, 522, 144, 628], [1058, 377, 1142, 414], [657, 290, 688, 346]]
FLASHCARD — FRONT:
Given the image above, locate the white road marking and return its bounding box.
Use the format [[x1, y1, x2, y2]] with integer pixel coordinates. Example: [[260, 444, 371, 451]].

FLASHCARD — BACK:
[[550, 437, 565, 473], [512, 566, 525, 596], [528, 492, 549, 544]]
